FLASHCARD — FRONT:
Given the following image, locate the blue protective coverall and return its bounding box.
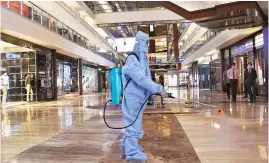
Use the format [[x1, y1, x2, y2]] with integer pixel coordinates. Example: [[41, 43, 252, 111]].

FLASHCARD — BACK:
[[121, 31, 164, 161]]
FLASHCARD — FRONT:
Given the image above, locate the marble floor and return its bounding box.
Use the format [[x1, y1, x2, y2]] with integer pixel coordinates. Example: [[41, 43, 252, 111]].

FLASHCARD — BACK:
[[1, 90, 268, 163]]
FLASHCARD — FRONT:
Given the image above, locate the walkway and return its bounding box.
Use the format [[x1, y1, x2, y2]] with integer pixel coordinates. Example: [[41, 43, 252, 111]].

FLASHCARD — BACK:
[[1, 91, 267, 163]]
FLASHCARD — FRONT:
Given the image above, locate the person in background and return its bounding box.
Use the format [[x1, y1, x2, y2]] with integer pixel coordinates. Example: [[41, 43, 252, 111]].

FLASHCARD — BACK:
[[246, 62, 257, 102], [243, 66, 248, 98], [227, 63, 238, 103], [223, 65, 230, 99]]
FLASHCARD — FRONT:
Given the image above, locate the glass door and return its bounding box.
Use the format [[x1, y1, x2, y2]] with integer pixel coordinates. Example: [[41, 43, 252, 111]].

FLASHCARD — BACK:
[[210, 59, 221, 91], [255, 48, 266, 96], [57, 61, 64, 95]]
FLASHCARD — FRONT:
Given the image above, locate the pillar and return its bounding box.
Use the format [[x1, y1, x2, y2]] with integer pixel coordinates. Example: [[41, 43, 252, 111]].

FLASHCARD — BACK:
[[173, 24, 180, 70], [220, 49, 225, 92], [97, 69, 102, 92], [78, 58, 83, 95], [173, 24, 179, 59], [262, 26, 268, 100], [252, 37, 256, 67], [52, 50, 57, 100], [228, 48, 232, 65]]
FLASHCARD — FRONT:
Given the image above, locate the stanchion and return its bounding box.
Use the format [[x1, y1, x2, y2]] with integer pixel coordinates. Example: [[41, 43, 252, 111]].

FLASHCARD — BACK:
[[185, 76, 194, 108]]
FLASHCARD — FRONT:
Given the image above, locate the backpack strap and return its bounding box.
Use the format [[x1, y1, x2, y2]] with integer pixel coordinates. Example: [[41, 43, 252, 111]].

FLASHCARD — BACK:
[[126, 52, 139, 62], [121, 52, 139, 100]]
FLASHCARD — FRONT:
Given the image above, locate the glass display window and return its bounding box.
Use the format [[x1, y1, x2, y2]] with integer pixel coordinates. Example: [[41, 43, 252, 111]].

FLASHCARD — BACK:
[[37, 52, 53, 100], [56, 54, 78, 96], [1, 50, 37, 102], [255, 48, 266, 95], [82, 65, 98, 93]]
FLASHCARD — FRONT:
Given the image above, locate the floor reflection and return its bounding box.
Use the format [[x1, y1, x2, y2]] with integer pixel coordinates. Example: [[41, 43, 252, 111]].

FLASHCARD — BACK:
[[1, 90, 268, 163]]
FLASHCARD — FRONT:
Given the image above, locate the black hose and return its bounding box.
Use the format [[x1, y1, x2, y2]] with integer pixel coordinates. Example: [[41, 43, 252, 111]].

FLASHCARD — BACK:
[[103, 94, 154, 129]]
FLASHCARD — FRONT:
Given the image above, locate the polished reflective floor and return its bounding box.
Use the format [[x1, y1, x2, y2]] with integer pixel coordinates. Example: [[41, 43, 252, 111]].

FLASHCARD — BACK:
[[1, 90, 268, 163]]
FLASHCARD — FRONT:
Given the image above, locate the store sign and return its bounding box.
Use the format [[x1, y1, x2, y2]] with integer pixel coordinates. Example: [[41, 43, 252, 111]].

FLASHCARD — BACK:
[[18, 41, 33, 49], [1, 33, 50, 52], [231, 40, 253, 56]]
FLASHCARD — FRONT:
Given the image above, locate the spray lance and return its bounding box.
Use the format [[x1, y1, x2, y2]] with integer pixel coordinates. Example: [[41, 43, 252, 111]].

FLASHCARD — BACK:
[[103, 53, 174, 129]]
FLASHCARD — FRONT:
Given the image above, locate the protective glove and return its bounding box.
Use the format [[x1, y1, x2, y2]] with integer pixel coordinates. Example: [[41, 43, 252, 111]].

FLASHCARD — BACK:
[[160, 90, 168, 98]]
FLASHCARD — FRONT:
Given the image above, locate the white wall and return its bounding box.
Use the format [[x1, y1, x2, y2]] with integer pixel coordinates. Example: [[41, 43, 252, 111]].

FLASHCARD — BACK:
[[1, 7, 115, 68], [94, 9, 183, 24]]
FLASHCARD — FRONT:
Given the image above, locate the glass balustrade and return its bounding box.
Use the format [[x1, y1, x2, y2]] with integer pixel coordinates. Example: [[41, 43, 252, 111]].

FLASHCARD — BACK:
[[1, 1, 117, 63], [182, 30, 218, 60]]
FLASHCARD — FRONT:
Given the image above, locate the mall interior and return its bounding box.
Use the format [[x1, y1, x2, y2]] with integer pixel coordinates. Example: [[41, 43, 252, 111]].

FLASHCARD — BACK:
[[0, 1, 268, 163]]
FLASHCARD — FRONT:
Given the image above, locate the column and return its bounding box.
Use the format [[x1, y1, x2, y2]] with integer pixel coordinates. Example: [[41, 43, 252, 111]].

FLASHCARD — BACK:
[[220, 49, 225, 92], [173, 24, 181, 70], [97, 69, 102, 92], [228, 48, 232, 65], [262, 26, 268, 100], [173, 24, 179, 59], [78, 58, 83, 95], [52, 50, 57, 100], [252, 37, 256, 67]]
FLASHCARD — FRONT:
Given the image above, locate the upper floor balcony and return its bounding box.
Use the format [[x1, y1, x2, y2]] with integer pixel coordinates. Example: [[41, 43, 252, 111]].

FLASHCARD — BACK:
[[85, 1, 164, 14], [1, 1, 118, 63]]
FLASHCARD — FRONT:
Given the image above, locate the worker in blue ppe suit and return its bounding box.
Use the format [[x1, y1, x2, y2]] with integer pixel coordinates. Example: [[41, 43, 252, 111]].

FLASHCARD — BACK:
[[121, 31, 168, 162]]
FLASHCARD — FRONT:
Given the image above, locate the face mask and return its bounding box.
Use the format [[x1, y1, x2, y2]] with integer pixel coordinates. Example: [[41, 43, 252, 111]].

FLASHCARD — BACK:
[[247, 65, 251, 69]]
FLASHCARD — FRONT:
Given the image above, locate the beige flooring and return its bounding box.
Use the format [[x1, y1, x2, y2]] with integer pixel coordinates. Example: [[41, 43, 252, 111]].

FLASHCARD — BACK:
[[1, 91, 268, 163]]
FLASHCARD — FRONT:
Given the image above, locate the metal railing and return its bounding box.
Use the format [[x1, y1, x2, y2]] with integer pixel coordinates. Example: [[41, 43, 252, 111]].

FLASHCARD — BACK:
[[1, 1, 117, 63], [182, 30, 219, 59], [85, 2, 164, 14]]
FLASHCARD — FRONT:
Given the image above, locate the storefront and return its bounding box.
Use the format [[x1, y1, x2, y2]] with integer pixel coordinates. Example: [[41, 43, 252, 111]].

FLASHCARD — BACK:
[[209, 53, 221, 91], [254, 33, 266, 96], [56, 53, 78, 96], [221, 31, 267, 97], [82, 63, 98, 93], [0, 33, 55, 103]]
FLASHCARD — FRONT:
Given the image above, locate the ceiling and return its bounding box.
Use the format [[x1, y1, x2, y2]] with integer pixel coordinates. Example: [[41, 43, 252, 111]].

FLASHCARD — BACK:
[[257, 1, 268, 17], [156, 1, 265, 32], [171, 1, 234, 11]]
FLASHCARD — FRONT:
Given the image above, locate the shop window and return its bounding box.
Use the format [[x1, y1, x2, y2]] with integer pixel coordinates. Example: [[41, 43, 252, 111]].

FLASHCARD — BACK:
[[22, 2, 31, 19], [1, 1, 8, 8], [1, 51, 37, 102], [57, 21, 63, 36], [68, 28, 73, 41], [33, 6, 41, 24], [56, 55, 78, 95], [73, 31, 77, 43], [77, 34, 82, 45], [62, 24, 69, 39], [9, 1, 21, 15], [50, 17, 57, 32], [256, 49, 266, 95], [42, 12, 50, 29]]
